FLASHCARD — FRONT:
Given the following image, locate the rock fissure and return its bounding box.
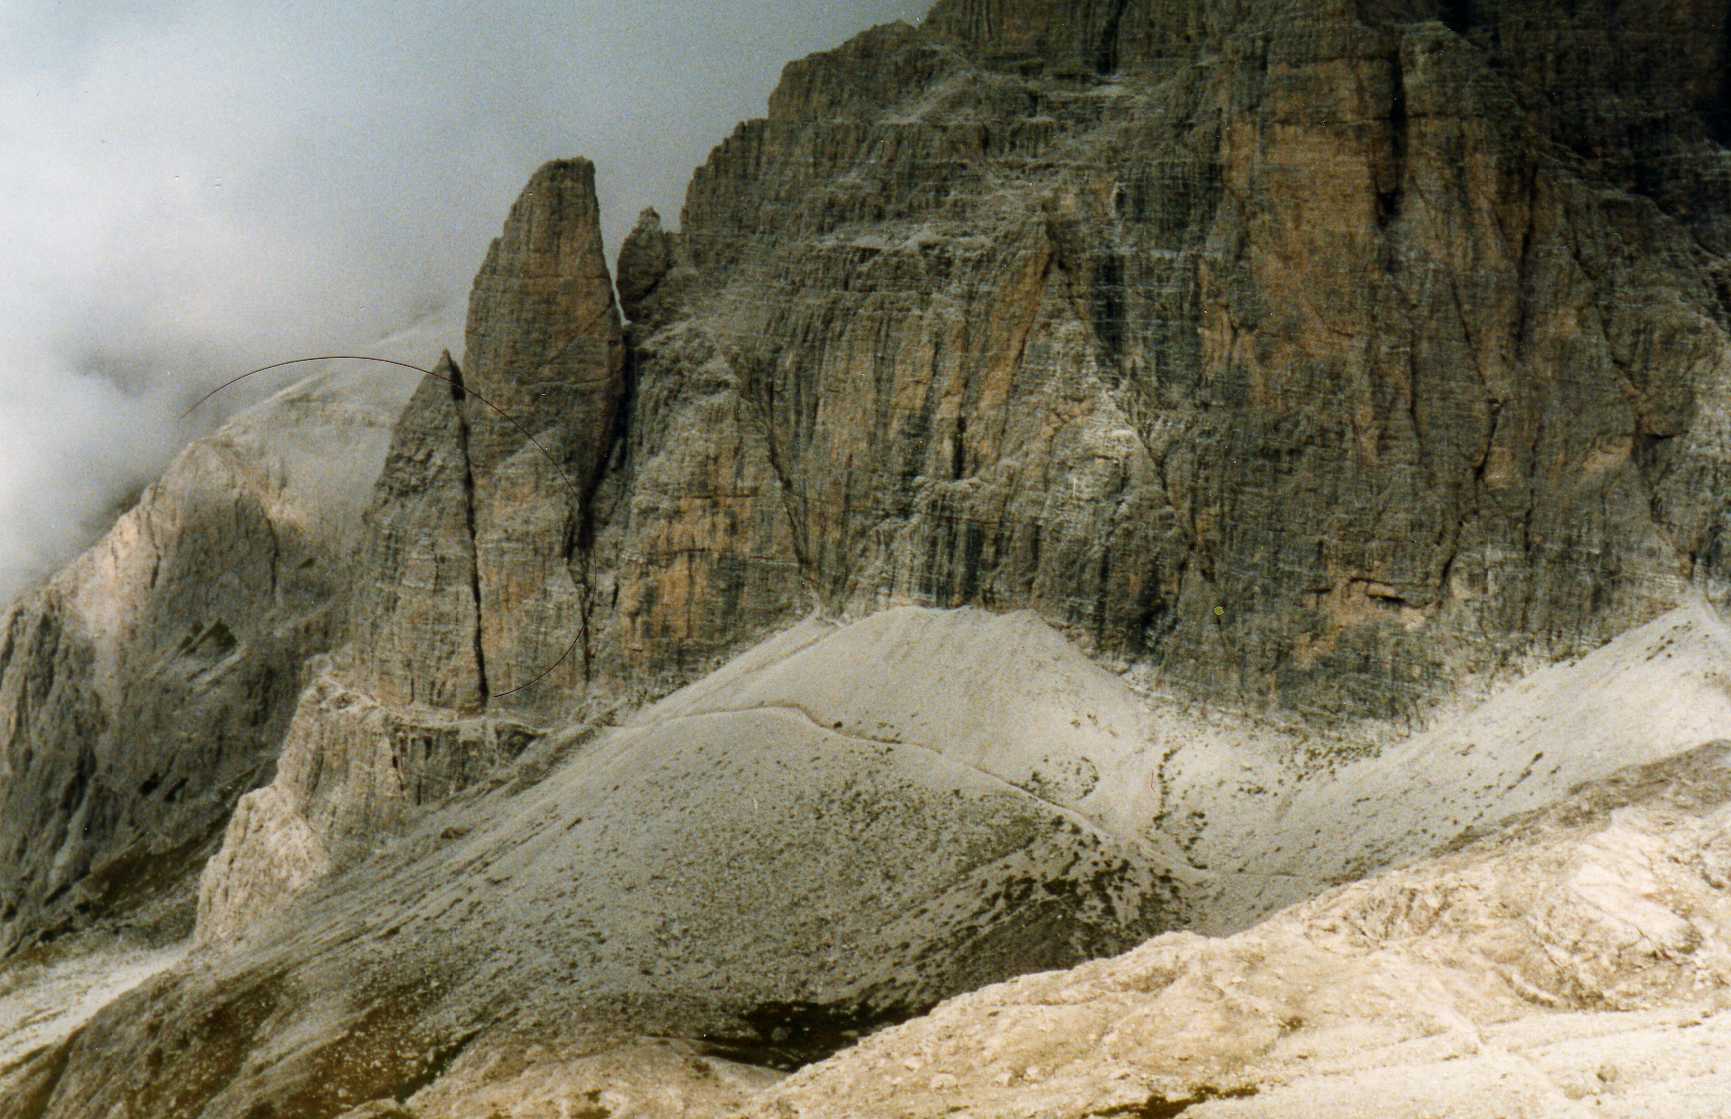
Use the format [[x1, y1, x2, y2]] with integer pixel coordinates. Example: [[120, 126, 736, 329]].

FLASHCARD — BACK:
[[1096, 0, 1131, 76], [1440, 0, 1476, 38], [1380, 42, 1409, 229], [449, 364, 491, 708]]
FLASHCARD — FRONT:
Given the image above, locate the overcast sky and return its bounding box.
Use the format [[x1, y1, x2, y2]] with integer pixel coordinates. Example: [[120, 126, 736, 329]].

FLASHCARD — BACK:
[[0, 0, 930, 605]]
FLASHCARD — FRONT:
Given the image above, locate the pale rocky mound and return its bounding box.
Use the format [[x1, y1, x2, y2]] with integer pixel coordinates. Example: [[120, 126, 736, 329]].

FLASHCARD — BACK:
[[641, 606, 1170, 842], [21, 608, 1181, 1118], [747, 740, 1731, 1118], [1158, 600, 1731, 932], [23, 599, 1731, 1118]]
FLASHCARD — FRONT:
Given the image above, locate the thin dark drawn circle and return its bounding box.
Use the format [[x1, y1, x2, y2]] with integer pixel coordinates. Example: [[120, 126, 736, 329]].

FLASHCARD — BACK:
[[183, 355, 583, 699]]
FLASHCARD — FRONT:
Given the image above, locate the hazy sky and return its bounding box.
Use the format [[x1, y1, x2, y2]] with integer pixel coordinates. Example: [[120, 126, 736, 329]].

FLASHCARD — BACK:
[[0, 0, 930, 604]]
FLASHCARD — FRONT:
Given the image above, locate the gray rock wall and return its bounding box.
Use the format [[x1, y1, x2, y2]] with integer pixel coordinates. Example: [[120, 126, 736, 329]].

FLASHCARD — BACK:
[[0, 371, 415, 954], [590, 0, 1731, 720]]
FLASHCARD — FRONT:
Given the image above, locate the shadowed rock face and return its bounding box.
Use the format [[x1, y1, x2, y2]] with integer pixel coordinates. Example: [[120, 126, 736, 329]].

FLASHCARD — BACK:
[[348, 352, 487, 713], [461, 159, 627, 712]]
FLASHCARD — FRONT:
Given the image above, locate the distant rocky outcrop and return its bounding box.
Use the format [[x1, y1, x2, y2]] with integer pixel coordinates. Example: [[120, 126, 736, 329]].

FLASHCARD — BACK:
[[616, 207, 678, 325], [0, 368, 416, 957]]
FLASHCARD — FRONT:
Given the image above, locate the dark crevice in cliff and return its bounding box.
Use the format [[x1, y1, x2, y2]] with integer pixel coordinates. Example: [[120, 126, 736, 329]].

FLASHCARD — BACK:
[[0, 608, 18, 685], [1708, 9, 1731, 146], [1403, 342, 1422, 447], [562, 504, 594, 687], [748, 374, 816, 604], [1092, 252, 1127, 372], [1378, 47, 1409, 229], [1439, 0, 1476, 36], [1096, 0, 1131, 75], [1092, 470, 1132, 645], [11, 1032, 73, 1119], [572, 342, 638, 686], [1512, 167, 1539, 363], [448, 365, 490, 707], [264, 517, 280, 603]]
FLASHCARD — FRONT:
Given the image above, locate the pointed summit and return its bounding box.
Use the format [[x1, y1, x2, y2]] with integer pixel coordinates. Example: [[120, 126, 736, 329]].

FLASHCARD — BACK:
[[459, 158, 627, 713], [616, 206, 675, 324]]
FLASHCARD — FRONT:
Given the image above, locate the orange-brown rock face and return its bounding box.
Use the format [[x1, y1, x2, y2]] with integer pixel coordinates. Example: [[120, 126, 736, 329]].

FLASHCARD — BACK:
[[463, 159, 627, 709], [341, 3, 1731, 726], [580, 0, 1731, 720], [354, 159, 626, 718]]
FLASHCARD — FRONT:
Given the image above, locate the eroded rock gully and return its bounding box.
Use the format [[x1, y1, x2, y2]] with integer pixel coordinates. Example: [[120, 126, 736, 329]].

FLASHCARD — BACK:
[[6, 1, 1731, 1116]]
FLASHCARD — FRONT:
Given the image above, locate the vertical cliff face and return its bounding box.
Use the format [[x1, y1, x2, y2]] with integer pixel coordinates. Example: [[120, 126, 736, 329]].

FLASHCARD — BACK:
[[349, 352, 489, 712], [228, 1, 1731, 801], [588, 0, 1731, 721], [355, 161, 625, 725], [461, 159, 627, 711], [354, 159, 626, 718]]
